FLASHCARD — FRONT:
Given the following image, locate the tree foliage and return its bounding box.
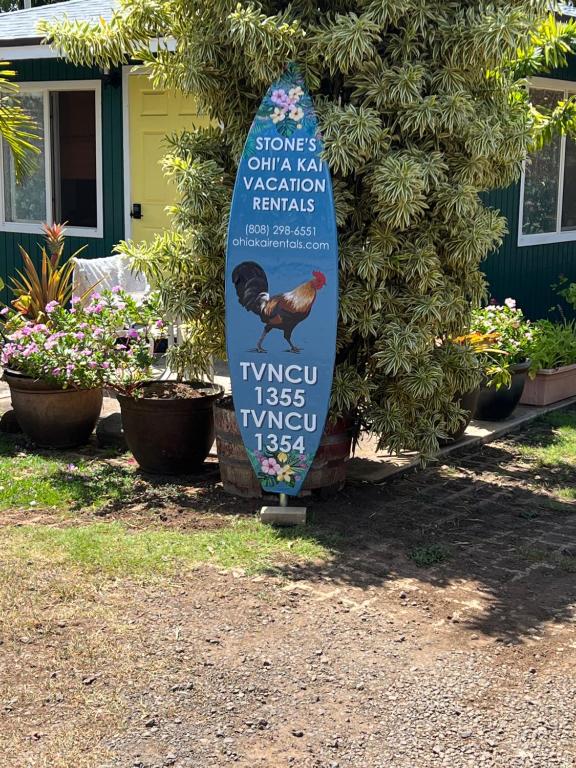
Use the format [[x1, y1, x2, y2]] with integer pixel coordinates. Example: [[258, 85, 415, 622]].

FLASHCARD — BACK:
[[0, 63, 39, 181], [511, 14, 576, 150], [43, 0, 556, 458]]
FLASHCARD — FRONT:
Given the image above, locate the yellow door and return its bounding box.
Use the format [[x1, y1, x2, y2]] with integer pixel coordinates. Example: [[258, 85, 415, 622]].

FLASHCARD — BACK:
[[128, 74, 210, 242]]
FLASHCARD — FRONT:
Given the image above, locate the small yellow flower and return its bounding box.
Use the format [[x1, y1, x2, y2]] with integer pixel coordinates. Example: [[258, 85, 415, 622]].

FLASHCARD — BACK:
[[277, 452, 288, 463], [276, 465, 295, 483]]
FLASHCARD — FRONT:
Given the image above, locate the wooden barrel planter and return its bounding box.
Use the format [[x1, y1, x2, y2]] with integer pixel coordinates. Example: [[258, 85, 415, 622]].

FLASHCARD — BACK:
[[214, 397, 353, 498]]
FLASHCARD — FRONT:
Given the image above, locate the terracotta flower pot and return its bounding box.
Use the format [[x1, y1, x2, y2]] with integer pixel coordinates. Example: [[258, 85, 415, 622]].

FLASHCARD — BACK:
[[117, 381, 223, 474], [474, 359, 531, 422], [3, 370, 103, 448], [520, 363, 576, 406]]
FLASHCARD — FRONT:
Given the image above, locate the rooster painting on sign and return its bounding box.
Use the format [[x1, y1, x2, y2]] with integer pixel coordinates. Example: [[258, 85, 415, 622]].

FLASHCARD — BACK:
[[232, 261, 327, 353]]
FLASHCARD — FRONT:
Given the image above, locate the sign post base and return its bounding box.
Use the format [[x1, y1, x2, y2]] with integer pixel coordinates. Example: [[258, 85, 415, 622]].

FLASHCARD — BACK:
[[260, 494, 307, 526]]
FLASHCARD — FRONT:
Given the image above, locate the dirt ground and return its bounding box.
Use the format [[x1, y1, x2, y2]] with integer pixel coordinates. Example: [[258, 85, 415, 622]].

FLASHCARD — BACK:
[[1, 414, 575, 768]]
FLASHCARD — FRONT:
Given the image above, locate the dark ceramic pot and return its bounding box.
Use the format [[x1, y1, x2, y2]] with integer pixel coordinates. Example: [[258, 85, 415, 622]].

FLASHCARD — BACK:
[[117, 381, 223, 474], [474, 359, 531, 422], [439, 387, 480, 446], [3, 370, 103, 448]]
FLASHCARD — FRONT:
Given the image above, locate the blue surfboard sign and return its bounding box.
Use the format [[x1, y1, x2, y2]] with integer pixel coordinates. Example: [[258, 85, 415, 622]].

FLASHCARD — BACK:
[[225, 64, 338, 497]]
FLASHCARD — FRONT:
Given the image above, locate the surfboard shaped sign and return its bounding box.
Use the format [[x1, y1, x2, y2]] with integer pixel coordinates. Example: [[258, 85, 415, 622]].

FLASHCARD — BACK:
[[225, 64, 338, 497]]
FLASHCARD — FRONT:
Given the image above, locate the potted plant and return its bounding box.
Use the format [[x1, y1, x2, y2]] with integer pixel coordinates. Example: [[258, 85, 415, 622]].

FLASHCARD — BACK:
[[116, 379, 223, 475], [110, 294, 224, 476], [470, 299, 532, 421], [1, 289, 152, 448], [3, 222, 86, 320], [438, 332, 501, 444], [521, 320, 576, 406]]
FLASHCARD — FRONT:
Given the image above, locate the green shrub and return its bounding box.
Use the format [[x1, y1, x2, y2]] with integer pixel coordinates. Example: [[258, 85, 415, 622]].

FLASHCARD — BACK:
[[527, 319, 576, 375]]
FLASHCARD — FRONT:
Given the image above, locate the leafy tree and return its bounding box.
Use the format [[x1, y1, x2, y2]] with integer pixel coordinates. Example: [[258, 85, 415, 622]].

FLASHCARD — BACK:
[[0, 64, 38, 180], [512, 14, 576, 150], [42, 0, 558, 457]]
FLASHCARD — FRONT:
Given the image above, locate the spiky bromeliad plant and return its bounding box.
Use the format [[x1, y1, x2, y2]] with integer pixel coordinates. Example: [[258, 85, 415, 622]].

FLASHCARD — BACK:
[[43, 0, 558, 458], [5, 223, 87, 321]]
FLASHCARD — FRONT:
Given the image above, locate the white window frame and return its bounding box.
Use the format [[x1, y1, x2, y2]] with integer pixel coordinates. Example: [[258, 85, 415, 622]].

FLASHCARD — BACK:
[[0, 80, 103, 239], [519, 77, 576, 247]]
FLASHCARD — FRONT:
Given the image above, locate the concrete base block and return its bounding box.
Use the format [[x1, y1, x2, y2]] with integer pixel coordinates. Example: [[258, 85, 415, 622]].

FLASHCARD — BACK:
[[260, 506, 307, 526]]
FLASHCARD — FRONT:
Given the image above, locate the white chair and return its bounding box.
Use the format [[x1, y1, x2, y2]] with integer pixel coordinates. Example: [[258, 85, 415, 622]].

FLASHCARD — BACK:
[[72, 254, 179, 372], [72, 254, 150, 303]]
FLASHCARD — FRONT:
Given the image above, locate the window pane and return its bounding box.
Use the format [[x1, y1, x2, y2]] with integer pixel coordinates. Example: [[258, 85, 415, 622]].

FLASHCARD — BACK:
[[3, 92, 46, 223], [562, 138, 576, 231], [52, 91, 97, 228], [522, 88, 562, 235]]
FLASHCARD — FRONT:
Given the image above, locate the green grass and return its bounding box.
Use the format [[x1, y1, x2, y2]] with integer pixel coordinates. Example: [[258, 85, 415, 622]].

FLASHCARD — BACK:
[[0, 436, 132, 512], [556, 486, 576, 502], [408, 543, 451, 567], [0, 519, 333, 577], [517, 545, 576, 573], [518, 409, 576, 469]]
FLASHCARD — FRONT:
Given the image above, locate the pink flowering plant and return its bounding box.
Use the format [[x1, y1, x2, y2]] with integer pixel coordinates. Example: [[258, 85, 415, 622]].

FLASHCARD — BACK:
[[470, 299, 532, 389], [0, 288, 153, 394]]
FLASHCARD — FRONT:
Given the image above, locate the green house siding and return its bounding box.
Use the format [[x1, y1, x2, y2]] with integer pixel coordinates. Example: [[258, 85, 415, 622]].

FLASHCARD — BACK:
[[0, 60, 124, 300], [482, 184, 576, 319], [484, 59, 576, 320]]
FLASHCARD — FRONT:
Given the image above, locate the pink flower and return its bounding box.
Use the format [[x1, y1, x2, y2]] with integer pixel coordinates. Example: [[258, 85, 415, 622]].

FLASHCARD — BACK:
[[71, 296, 81, 305], [504, 298, 516, 309], [0, 307, 9, 316], [261, 458, 281, 475], [88, 361, 98, 369], [75, 332, 85, 340], [45, 300, 59, 314], [1, 343, 15, 364], [93, 327, 103, 338], [155, 319, 164, 329], [101, 361, 110, 369], [66, 364, 75, 374], [126, 328, 140, 339], [111, 285, 121, 294]]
